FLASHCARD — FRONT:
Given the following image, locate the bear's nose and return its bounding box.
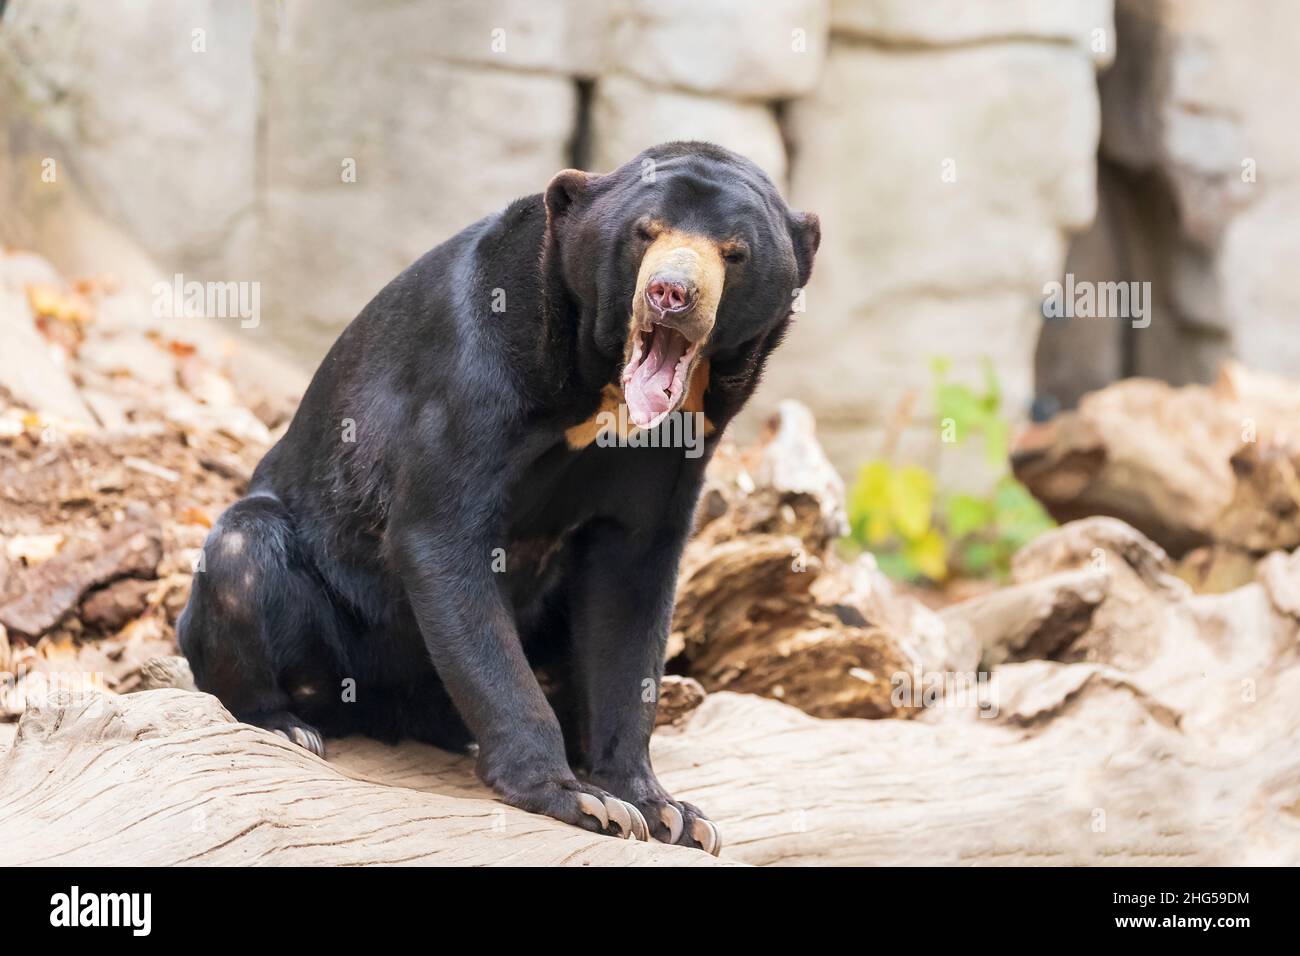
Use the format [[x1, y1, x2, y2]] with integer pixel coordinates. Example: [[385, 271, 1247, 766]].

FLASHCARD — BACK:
[[646, 277, 693, 315]]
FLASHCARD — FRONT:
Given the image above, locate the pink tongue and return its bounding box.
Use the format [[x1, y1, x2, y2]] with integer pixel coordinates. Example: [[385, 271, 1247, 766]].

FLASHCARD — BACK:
[[626, 327, 687, 427]]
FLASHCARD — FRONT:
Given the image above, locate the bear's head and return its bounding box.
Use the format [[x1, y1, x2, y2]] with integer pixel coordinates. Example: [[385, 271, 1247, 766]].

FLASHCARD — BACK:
[[544, 142, 819, 430]]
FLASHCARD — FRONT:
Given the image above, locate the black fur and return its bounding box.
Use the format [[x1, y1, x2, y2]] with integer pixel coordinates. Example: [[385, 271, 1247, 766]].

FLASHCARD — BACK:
[[177, 142, 820, 849]]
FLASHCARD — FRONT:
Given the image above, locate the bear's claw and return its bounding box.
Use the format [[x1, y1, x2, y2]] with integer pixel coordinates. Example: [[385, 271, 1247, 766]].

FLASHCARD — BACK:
[[575, 791, 650, 840], [691, 817, 722, 856], [257, 712, 326, 758], [659, 804, 684, 844]]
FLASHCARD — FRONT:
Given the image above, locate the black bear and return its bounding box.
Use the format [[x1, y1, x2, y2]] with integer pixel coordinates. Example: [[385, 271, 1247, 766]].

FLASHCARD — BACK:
[[178, 142, 819, 854]]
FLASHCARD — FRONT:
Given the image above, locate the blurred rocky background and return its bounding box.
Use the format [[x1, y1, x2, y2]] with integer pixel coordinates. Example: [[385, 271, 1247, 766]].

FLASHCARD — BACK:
[[2, 0, 1298, 476]]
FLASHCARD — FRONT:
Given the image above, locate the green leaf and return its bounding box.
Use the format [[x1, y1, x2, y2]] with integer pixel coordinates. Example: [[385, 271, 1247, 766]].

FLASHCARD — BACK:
[[945, 493, 994, 539], [934, 382, 986, 437], [842, 359, 1053, 584], [958, 540, 999, 576], [904, 527, 949, 581], [848, 461, 894, 546], [887, 465, 934, 541]]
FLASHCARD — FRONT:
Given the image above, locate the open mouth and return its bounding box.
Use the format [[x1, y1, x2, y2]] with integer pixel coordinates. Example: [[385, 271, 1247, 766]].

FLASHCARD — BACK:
[[621, 319, 701, 429]]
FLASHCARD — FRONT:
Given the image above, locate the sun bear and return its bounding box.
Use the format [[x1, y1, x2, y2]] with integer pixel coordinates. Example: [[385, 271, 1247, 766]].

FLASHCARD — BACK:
[[177, 142, 820, 853]]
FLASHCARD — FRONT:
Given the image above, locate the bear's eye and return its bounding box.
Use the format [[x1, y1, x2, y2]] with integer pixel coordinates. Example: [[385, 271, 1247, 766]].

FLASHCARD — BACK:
[[634, 219, 657, 243], [721, 242, 749, 265]]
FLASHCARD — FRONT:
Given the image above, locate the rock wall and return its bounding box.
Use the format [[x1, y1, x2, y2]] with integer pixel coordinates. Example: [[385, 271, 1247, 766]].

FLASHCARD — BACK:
[[0, 1, 256, 292], [1037, 0, 1300, 407], [3, 0, 1124, 475], [782, 1, 1111, 468]]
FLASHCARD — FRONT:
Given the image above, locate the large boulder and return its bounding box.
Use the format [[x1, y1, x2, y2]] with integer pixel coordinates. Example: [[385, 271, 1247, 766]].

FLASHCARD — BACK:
[[589, 75, 788, 184], [394, 0, 612, 77], [607, 0, 828, 99], [832, 0, 1113, 56]]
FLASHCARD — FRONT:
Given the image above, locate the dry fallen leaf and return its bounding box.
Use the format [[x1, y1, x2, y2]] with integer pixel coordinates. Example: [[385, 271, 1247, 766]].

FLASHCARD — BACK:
[[27, 283, 94, 326], [4, 533, 66, 565], [178, 507, 214, 528]]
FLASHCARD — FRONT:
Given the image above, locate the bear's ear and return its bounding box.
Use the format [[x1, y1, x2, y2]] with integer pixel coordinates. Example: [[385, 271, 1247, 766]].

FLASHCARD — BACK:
[[544, 169, 596, 229], [789, 211, 821, 288]]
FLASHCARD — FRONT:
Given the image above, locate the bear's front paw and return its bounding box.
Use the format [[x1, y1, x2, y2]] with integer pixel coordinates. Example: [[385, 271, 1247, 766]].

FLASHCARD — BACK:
[[592, 774, 721, 856], [490, 772, 651, 842]]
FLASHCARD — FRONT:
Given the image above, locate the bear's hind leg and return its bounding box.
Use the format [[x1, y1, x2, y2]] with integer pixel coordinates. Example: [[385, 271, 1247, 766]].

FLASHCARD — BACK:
[[177, 493, 342, 757]]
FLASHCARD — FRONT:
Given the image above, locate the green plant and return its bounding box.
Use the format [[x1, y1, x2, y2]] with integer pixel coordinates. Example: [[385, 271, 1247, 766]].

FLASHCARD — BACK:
[[845, 358, 1054, 583], [848, 460, 948, 580], [932, 356, 1008, 468]]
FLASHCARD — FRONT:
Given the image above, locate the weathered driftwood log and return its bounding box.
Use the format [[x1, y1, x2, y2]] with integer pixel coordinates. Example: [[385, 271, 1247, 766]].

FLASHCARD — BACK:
[[653, 675, 706, 727], [1257, 548, 1300, 621], [1006, 516, 1191, 672], [127, 654, 197, 693], [1214, 438, 1300, 553], [1012, 362, 1300, 562], [0, 689, 728, 867], [669, 401, 962, 718], [941, 568, 1108, 668], [4, 596, 1298, 867]]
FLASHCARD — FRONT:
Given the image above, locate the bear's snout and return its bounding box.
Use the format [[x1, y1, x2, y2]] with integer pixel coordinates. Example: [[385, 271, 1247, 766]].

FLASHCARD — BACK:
[[646, 276, 694, 316]]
